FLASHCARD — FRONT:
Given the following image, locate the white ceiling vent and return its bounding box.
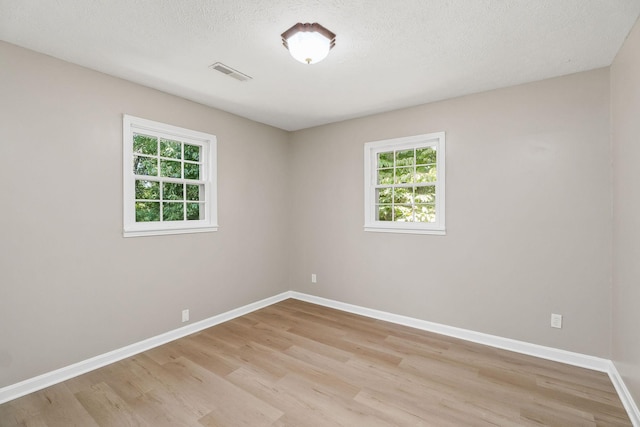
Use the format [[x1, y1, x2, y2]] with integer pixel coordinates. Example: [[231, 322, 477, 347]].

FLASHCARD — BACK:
[[209, 62, 252, 82]]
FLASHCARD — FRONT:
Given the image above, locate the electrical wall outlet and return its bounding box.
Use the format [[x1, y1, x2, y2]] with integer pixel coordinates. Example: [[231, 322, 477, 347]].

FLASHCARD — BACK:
[[182, 309, 190, 323], [311, 273, 317, 283], [551, 313, 562, 329]]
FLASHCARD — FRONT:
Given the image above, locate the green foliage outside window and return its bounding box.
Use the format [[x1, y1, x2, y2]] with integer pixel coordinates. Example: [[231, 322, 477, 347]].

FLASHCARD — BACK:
[[375, 146, 437, 223], [132, 133, 203, 223]]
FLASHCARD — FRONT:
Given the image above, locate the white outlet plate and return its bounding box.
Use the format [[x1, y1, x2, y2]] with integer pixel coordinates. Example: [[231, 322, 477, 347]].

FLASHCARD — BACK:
[[551, 313, 562, 329], [311, 274, 317, 283], [182, 309, 189, 323]]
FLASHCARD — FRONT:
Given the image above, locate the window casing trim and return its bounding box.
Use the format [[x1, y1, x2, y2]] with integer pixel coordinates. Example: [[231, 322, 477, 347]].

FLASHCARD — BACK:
[[364, 132, 446, 235], [123, 115, 218, 237]]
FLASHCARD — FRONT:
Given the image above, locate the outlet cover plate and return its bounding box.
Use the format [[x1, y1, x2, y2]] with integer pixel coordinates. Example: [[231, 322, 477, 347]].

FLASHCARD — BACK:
[[551, 313, 562, 328]]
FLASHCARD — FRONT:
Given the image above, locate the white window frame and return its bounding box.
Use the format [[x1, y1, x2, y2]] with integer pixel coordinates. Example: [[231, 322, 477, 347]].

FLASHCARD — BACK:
[[364, 132, 446, 235], [123, 115, 218, 237]]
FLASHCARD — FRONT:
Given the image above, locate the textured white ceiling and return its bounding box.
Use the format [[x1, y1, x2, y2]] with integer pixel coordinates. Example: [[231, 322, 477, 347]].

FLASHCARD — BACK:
[[1, 0, 639, 131]]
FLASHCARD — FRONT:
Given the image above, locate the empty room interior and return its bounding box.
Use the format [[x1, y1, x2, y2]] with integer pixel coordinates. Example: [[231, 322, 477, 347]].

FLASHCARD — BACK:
[[1, 1, 640, 425]]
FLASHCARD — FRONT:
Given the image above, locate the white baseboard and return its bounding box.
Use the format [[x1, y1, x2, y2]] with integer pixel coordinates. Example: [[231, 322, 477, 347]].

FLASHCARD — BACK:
[[608, 361, 640, 427], [0, 291, 292, 405], [2, 290, 638, 427]]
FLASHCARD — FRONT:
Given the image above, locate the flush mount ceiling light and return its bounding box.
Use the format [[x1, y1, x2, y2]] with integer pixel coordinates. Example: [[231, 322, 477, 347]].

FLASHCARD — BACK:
[[281, 22, 336, 65]]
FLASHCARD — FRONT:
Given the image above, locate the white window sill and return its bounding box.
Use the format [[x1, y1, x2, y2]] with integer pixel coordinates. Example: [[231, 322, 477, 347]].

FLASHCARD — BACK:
[[364, 225, 446, 236], [124, 226, 218, 238]]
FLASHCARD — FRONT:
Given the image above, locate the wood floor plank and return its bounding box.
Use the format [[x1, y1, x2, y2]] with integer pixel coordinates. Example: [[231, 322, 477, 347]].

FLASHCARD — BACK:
[[74, 382, 146, 426], [273, 372, 395, 427], [128, 388, 201, 427], [6, 384, 99, 427], [225, 366, 347, 426], [0, 299, 632, 426], [165, 356, 283, 426]]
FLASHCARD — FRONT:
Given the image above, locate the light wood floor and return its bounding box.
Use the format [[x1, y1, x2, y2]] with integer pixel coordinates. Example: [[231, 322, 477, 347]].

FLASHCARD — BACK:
[[0, 299, 631, 426]]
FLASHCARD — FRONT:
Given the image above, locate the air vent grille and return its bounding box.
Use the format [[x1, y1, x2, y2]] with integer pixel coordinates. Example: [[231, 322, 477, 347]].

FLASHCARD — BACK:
[[209, 62, 252, 82]]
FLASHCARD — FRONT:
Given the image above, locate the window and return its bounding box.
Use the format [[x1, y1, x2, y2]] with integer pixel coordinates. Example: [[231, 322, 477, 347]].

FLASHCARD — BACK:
[[364, 132, 445, 235], [123, 115, 217, 237]]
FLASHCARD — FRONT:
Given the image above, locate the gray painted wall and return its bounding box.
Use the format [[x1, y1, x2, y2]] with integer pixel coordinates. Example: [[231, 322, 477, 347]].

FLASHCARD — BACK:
[[288, 69, 612, 357], [0, 41, 291, 388], [612, 17, 640, 406]]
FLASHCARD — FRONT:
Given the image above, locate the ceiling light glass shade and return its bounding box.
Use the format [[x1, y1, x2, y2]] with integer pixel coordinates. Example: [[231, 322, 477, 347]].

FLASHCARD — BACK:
[[281, 23, 336, 65], [287, 31, 330, 64]]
